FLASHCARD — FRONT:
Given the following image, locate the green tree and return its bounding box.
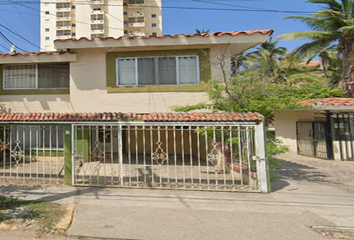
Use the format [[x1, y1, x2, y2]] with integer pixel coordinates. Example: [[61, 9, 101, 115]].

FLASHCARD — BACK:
[[278, 0, 354, 95], [240, 37, 325, 85]]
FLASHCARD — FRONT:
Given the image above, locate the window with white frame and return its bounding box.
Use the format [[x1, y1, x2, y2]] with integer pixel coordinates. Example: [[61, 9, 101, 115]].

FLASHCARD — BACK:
[[116, 55, 200, 86], [3, 63, 69, 90]]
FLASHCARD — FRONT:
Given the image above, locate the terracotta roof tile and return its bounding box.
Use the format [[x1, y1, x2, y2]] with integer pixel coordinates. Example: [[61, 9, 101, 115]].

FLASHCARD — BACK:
[[300, 98, 354, 107], [54, 30, 273, 43], [0, 112, 263, 122], [0, 50, 74, 58]]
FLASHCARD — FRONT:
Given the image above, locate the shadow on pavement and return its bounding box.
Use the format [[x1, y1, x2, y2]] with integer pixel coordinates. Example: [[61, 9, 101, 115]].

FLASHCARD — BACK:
[[271, 179, 290, 192], [273, 159, 330, 183]]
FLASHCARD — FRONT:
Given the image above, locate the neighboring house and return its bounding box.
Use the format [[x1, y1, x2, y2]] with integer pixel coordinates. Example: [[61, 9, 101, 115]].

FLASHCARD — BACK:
[[275, 98, 354, 161], [0, 30, 272, 192]]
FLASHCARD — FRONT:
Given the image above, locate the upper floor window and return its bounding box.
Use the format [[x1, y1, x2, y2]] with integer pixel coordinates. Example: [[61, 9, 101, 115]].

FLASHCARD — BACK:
[[116, 55, 199, 86], [151, 14, 156, 18], [2, 63, 69, 90]]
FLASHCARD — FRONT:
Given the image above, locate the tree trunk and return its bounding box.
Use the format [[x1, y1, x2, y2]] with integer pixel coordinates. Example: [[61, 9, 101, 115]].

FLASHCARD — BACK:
[[341, 41, 354, 97]]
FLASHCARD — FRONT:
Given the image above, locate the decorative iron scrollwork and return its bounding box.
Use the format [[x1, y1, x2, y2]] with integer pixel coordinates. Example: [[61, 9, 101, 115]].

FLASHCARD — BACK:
[[152, 141, 168, 166]]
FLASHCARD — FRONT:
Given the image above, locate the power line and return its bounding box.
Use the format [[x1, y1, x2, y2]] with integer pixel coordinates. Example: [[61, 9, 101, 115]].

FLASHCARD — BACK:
[[0, 0, 313, 14], [0, 31, 28, 52]]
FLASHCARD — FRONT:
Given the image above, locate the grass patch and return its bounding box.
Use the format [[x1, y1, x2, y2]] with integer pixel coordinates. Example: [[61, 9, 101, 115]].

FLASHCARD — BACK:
[[0, 195, 66, 233]]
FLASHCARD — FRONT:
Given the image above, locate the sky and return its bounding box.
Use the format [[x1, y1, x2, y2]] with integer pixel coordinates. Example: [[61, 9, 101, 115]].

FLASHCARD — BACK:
[[0, 0, 322, 53]]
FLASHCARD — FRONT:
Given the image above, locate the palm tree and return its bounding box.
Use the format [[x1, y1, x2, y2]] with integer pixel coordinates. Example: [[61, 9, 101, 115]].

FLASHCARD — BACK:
[[278, 0, 354, 95], [196, 29, 210, 34]]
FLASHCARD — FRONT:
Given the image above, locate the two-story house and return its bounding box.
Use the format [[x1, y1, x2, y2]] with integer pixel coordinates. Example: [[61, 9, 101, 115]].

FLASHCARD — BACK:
[[0, 30, 272, 192]]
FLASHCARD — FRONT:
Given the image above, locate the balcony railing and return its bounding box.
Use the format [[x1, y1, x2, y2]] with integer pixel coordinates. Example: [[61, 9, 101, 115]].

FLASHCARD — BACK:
[[56, 7, 71, 12], [56, 26, 71, 30], [90, 0, 104, 4], [129, 12, 144, 17], [56, 16, 71, 21], [128, 31, 145, 37], [91, 10, 104, 14], [91, 19, 104, 24], [128, 22, 145, 27], [56, 35, 71, 39], [91, 29, 104, 34], [128, 3, 144, 8]]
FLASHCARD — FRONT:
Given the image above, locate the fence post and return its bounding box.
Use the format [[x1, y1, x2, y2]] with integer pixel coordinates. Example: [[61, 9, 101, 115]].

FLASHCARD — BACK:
[[255, 121, 268, 193], [63, 124, 72, 185]]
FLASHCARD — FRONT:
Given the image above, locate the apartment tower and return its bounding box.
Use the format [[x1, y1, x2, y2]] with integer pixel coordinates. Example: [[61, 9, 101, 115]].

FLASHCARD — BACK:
[[40, 0, 162, 51]]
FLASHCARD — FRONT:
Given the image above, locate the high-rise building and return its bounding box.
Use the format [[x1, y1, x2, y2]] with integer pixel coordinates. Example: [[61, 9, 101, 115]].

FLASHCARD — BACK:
[[40, 0, 162, 51]]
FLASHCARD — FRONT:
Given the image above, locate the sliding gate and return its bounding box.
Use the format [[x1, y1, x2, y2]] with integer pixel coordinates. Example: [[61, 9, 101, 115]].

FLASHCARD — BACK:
[[72, 122, 267, 192]]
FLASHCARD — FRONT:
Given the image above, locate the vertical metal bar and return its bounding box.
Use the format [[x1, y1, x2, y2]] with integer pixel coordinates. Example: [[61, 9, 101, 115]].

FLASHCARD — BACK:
[[230, 127, 235, 187], [165, 126, 170, 185], [158, 126, 162, 186], [56, 126, 59, 183], [88, 126, 92, 184], [343, 114, 349, 160], [36, 126, 39, 181], [128, 126, 132, 185], [42, 126, 45, 181], [213, 126, 218, 186], [48, 126, 52, 183], [71, 124, 76, 185], [15, 126, 19, 179], [246, 126, 252, 187], [119, 125, 124, 186], [337, 113, 343, 160], [205, 127, 210, 187], [255, 122, 268, 193], [22, 126, 26, 182], [325, 112, 334, 160], [173, 126, 178, 186], [150, 126, 154, 185], [238, 126, 243, 185], [110, 125, 114, 185], [135, 126, 139, 186], [2, 126, 6, 179], [197, 126, 201, 187], [143, 125, 146, 184], [181, 127, 185, 186], [9, 126, 12, 178], [189, 126, 193, 187], [221, 126, 227, 187], [103, 126, 107, 184]]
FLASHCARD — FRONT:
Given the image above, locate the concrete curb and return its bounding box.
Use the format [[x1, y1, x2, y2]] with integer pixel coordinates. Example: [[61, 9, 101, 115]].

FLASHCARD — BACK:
[[56, 203, 76, 231]]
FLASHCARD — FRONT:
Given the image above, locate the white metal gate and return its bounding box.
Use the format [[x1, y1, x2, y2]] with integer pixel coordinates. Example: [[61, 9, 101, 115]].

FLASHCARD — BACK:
[[72, 122, 267, 192], [0, 125, 65, 184]]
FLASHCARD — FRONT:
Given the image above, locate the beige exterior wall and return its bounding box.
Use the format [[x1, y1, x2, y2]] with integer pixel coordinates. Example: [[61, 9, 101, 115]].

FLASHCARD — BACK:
[[274, 110, 317, 153], [0, 95, 72, 113], [69, 48, 210, 113]]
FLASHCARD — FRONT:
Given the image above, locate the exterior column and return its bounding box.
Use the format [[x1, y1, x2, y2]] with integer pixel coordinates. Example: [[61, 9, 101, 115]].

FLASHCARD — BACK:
[[325, 111, 334, 160]]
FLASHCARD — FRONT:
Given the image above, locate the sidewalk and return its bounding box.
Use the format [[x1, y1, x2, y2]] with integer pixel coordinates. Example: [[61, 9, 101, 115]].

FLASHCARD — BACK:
[[1, 153, 354, 240]]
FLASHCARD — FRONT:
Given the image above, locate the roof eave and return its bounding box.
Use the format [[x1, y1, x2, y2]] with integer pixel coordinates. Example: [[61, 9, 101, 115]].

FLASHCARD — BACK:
[[54, 32, 272, 52]]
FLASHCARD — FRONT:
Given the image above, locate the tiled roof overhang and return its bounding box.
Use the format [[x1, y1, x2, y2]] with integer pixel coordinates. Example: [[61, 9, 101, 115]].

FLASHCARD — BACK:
[[300, 98, 354, 110], [53, 30, 273, 51], [54, 30, 274, 43], [0, 50, 73, 58], [0, 112, 263, 122], [0, 50, 77, 63]]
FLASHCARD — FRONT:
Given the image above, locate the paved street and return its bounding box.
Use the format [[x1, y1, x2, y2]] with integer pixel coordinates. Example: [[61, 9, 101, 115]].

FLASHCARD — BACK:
[[1, 153, 354, 240]]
